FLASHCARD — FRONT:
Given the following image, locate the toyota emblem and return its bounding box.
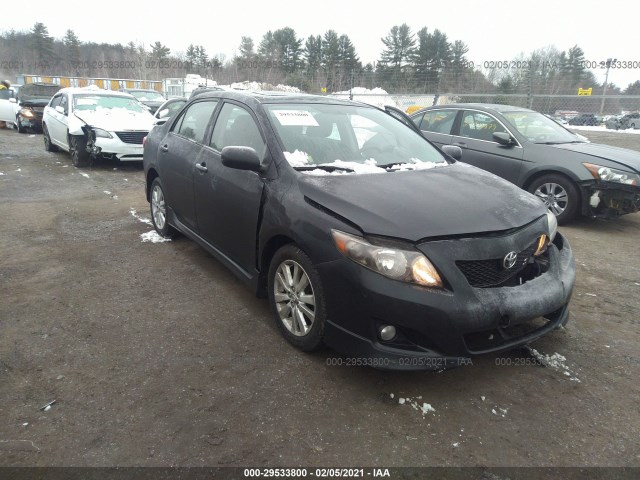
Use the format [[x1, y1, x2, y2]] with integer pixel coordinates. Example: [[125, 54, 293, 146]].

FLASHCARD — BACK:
[[503, 251, 518, 269]]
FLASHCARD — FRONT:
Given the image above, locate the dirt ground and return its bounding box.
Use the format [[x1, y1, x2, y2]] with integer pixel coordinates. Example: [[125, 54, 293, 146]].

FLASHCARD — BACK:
[[0, 126, 639, 470]]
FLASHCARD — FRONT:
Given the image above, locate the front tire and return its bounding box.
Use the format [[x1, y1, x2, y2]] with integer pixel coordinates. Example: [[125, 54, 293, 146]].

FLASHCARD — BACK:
[[43, 124, 58, 152], [527, 174, 580, 225], [150, 178, 178, 238], [69, 135, 90, 167], [268, 245, 326, 351]]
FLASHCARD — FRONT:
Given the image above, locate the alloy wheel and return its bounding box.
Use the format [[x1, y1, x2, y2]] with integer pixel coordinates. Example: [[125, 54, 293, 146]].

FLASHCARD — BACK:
[[534, 182, 568, 216], [273, 260, 316, 337], [151, 185, 166, 230]]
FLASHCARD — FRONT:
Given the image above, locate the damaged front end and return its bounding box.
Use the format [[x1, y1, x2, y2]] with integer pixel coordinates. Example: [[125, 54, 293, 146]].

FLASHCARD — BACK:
[[581, 163, 640, 218], [81, 125, 103, 158]]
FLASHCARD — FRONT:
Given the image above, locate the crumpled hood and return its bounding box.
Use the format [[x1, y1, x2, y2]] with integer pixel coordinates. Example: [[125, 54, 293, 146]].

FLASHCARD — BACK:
[[74, 109, 155, 132], [550, 142, 640, 173], [298, 163, 547, 241]]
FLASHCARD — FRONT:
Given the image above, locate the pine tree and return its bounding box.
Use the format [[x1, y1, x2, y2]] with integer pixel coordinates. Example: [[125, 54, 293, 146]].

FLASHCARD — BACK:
[[30, 22, 55, 70]]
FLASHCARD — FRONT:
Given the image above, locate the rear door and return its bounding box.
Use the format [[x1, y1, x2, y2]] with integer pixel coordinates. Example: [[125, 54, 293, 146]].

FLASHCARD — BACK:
[[194, 101, 266, 275], [413, 108, 459, 148], [157, 99, 219, 232], [451, 110, 524, 184]]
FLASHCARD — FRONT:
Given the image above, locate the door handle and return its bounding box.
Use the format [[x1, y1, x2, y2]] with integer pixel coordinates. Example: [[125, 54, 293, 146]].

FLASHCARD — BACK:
[[454, 141, 466, 146], [160, 144, 169, 153], [195, 162, 208, 173]]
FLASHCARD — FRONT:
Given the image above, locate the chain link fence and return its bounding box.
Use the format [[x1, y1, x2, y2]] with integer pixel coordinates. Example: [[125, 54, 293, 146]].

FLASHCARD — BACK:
[[329, 92, 640, 118]]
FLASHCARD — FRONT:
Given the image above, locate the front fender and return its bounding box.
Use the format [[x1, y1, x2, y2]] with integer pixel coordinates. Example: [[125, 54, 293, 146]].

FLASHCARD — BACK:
[[67, 114, 86, 135]]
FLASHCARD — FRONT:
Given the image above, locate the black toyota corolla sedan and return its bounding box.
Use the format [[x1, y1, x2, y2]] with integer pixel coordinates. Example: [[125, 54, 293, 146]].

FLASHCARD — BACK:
[[143, 91, 575, 370], [410, 104, 640, 224]]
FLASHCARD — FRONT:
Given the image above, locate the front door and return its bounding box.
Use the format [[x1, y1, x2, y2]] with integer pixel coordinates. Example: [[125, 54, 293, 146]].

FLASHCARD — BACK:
[[194, 102, 266, 275]]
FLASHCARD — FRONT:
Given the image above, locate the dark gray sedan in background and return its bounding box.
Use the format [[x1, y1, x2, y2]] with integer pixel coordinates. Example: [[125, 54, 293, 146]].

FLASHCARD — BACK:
[[411, 104, 640, 224], [143, 91, 574, 370]]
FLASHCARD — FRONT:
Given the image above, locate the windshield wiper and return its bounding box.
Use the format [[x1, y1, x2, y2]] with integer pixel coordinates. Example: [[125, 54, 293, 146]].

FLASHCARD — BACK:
[[294, 165, 355, 173]]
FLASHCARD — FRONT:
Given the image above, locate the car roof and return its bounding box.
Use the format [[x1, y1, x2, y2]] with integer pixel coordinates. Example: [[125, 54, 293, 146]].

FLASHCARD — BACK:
[[419, 103, 536, 114], [192, 90, 370, 108], [122, 88, 158, 92], [57, 86, 135, 97]]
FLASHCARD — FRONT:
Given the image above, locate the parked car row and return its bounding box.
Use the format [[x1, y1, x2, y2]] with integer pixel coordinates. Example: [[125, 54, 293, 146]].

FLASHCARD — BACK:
[[605, 112, 640, 130]]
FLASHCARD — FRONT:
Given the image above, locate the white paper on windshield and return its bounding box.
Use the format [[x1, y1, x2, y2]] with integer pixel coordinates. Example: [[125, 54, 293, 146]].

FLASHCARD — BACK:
[[76, 98, 98, 105], [273, 110, 319, 126]]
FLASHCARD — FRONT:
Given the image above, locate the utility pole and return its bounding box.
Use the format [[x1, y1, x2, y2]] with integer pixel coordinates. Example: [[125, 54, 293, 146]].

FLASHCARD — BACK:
[[599, 58, 616, 115]]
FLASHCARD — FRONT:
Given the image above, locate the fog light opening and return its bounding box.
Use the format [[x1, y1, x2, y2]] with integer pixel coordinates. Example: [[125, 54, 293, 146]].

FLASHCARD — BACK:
[[379, 325, 397, 342]]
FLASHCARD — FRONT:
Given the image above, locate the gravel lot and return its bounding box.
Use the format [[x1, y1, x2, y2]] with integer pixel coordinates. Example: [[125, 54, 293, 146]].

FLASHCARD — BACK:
[[0, 127, 639, 470]]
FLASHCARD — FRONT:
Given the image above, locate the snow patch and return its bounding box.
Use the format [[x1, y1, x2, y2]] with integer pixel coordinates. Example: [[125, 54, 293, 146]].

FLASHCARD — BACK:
[[284, 150, 311, 167], [129, 208, 153, 226], [140, 231, 171, 243], [529, 348, 581, 382], [79, 172, 90, 179], [569, 125, 640, 135], [398, 396, 436, 418]]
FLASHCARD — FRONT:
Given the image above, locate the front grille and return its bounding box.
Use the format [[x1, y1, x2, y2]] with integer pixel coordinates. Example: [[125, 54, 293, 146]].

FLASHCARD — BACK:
[[115, 131, 148, 144], [456, 241, 538, 288]]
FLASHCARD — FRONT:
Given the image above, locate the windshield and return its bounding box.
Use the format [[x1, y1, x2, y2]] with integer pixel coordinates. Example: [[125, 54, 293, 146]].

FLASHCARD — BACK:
[[73, 94, 147, 113], [502, 111, 584, 144], [266, 103, 448, 174], [129, 90, 165, 101]]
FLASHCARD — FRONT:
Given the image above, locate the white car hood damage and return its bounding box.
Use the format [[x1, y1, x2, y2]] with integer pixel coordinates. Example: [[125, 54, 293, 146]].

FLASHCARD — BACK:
[[68, 108, 155, 134]]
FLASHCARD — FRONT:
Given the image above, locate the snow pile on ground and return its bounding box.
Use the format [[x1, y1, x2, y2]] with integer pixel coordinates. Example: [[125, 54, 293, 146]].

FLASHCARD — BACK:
[[331, 87, 400, 109], [569, 125, 640, 135], [79, 172, 90, 179], [491, 407, 509, 417], [140, 231, 171, 243], [529, 348, 581, 382], [224, 81, 301, 93]]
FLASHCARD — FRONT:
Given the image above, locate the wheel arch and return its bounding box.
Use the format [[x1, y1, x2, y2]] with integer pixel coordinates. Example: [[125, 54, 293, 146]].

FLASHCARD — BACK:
[[146, 168, 159, 202], [257, 234, 297, 298]]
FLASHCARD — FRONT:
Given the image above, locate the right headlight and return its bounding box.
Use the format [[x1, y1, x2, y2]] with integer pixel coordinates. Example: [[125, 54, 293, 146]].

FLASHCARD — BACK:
[[583, 163, 640, 186], [331, 230, 443, 288]]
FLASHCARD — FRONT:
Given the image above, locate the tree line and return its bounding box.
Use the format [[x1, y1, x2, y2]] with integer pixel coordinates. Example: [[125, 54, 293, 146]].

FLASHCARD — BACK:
[[1, 22, 639, 98]]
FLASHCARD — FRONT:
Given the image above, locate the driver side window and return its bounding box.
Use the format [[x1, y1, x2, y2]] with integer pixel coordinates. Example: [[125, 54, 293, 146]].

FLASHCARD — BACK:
[[460, 112, 506, 142]]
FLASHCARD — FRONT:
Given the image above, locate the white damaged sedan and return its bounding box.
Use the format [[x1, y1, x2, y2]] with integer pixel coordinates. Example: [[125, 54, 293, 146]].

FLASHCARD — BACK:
[[42, 86, 155, 167]]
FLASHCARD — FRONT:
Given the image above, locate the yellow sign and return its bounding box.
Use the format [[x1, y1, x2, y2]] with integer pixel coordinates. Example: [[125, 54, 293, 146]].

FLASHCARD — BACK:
[[578, 88, 592, 96], [321, 87, 327, 93]]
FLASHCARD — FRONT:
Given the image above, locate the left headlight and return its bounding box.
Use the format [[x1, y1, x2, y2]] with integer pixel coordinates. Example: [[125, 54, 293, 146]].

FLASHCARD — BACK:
[[19, 108, 35, 118], [331, 230, 443, 288], [583, 163, 639, 186], [93, 128, 113, 138]]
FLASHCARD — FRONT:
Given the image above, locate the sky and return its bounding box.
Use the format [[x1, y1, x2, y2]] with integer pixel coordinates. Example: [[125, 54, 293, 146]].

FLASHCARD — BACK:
[[1, 0, 638, 90]]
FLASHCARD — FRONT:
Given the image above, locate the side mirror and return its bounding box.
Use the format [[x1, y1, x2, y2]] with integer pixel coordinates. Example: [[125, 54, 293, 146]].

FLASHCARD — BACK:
[[54, 105, 65, 115], [221, 146, 262, 172], [493, 132, 514, 146], [441, 145, 462, 161]]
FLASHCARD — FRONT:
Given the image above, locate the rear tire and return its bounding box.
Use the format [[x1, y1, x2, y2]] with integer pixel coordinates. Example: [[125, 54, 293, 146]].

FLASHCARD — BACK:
[[527, 174, 580, 225], [69, 135, 90, 167]]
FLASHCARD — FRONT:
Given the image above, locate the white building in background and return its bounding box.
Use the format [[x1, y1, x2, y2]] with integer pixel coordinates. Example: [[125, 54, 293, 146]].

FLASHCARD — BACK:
[[162, 74, 218, 99]]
